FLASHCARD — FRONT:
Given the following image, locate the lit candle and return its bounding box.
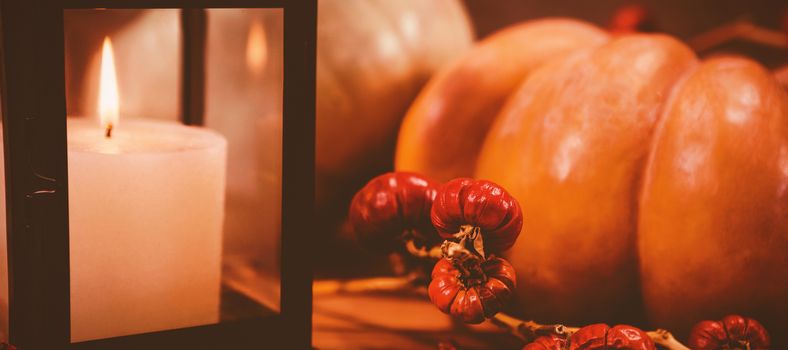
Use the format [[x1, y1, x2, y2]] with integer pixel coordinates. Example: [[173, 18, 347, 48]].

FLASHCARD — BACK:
[[67, 37, 226, 342]]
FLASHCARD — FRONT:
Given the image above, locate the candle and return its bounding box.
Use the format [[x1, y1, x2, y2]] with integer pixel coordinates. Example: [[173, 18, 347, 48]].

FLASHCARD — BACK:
[[67, 37, 227, 342]]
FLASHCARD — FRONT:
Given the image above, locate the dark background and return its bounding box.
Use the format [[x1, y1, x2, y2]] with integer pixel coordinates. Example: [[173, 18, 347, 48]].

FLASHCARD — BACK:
[[463, 0, 787, 67], [464, 0, 785, 38]]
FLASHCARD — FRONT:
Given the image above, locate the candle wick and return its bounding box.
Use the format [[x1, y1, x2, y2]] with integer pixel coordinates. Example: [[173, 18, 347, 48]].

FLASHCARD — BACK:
[[105, 123, 113, 138]]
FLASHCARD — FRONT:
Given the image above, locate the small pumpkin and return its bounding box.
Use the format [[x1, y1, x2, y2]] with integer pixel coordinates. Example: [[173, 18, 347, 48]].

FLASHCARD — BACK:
[[687, 315, 770, 350], [523, 324, 656, 350], [431, 178, 523, 254], [522, 334, 566, 350], [349, 172, 440, 252], [428, 256, 516, 324], [569, 324, 656, 350]]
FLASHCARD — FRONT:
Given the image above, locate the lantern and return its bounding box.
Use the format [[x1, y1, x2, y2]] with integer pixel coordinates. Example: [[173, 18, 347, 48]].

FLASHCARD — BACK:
[[0, 0, 315, 349]]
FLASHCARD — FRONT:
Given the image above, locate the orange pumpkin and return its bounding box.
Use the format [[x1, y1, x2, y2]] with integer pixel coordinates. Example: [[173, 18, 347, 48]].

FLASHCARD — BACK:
[[395, 19, 787, 341], [476, 34, 696, 325], [396, 19, 609, 183], [638, 57, 788, 341]]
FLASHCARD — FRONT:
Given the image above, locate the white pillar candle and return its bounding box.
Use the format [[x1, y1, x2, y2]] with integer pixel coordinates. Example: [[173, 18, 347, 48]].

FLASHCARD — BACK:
[[67, 118, 226, 342]]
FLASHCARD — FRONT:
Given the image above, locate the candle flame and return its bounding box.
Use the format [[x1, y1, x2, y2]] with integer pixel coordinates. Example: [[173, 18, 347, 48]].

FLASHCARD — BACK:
[[98, 36, 119, 137], [246, 19, 267, 76]]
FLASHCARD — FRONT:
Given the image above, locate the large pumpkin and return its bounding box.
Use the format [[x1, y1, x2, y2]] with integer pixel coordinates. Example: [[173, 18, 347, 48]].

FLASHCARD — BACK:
[[316, 0, 473, 209], [396, 19, 609, 183], [638, 57, 788, 341], [476, 34, 696, 325], [395, 18, 787, 342]]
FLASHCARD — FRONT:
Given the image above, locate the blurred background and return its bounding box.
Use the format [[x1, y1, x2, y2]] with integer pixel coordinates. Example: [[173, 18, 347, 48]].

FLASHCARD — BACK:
[[466, 0, 786, 52], [313, 0, 788, 280]]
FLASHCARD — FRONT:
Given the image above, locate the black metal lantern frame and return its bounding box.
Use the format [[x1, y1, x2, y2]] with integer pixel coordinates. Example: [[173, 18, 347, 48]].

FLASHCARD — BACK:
[[0, 0, 315, 349]]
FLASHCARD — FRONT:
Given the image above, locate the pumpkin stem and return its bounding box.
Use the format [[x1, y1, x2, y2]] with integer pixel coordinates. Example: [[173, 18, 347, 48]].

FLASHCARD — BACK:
[[442, 225, 488, 286], [733, 341, 750, 350], [449, 225, 486, 258]]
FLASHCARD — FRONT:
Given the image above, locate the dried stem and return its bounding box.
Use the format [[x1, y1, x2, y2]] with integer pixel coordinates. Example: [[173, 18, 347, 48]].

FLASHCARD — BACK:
[[405, 239, 442, 259], [649, 329, 691, 350], [688, 18, 787, 53], [313, 274, 421, 295], [490, 313, 690, 350], [348, 230, 694, 350], [490, 313, 578, 341]]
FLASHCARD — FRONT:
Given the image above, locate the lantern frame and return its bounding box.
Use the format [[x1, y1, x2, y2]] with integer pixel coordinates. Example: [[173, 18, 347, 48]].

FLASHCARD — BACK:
[[0, 0, 316, 349]]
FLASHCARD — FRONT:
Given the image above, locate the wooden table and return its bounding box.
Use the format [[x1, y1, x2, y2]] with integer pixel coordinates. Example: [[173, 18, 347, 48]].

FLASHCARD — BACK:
[[313, 292, 522, 349]]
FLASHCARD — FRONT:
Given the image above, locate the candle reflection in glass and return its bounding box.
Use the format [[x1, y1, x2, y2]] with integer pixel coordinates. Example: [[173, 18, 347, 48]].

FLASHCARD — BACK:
[[204, 9, 283, 313]]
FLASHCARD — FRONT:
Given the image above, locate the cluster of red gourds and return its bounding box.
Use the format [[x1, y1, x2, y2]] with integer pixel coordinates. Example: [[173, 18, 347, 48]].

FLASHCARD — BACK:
[[523, 315, 771, 350], [524, 324, 656, 350], [349, 172, 523, 323], [348, 172, 773, 350]]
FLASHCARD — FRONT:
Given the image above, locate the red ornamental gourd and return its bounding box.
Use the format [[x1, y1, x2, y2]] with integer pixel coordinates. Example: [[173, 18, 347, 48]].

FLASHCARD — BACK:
[[525, 324, 656, 350], [428, 257, 516, 324], [687, 315, 770, 350], [431, 178, 523, 254], [569, 324, 656, 350], [349, 172, 440, 252], [522, 334, 566, 350]]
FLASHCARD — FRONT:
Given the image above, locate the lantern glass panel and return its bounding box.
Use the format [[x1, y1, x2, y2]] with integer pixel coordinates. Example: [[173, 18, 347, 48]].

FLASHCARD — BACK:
[[205, 8, 284, 317], [63, 8, 282, 343]]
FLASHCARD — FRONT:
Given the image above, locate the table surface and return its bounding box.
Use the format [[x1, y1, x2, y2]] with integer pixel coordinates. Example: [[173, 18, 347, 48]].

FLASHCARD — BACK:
[[313, 292, 522, 350]]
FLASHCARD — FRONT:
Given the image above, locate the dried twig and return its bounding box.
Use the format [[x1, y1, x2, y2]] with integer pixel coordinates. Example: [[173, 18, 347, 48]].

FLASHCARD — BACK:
[[341, 227, 696, 349], [689, 18, 787, 53], [405, 239, 443, 259], [650, 328, 691, 350], [490, 312, 578, 342], [490, 313, 691, 350]]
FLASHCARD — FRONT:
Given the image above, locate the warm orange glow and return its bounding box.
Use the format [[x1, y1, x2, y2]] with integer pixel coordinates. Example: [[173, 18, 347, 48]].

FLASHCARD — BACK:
[[98, 36, 120, 136], [246, 19, 267, 76]]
